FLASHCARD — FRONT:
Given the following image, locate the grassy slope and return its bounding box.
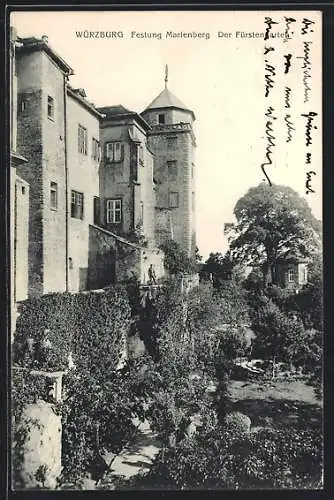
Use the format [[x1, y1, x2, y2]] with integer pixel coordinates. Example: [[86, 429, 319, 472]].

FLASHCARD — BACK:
[[228, 378, 322, 431]]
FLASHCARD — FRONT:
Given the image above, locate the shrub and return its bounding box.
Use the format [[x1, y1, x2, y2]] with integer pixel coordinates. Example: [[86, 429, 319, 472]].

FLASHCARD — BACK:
[[128, 424, 323, 489], [159, 239, 198, 275], [13, 286, 131, 378]]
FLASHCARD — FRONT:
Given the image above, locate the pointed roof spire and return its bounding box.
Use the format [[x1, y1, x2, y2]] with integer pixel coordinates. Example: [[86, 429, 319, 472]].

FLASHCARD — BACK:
[[142, 65, 195, 120]]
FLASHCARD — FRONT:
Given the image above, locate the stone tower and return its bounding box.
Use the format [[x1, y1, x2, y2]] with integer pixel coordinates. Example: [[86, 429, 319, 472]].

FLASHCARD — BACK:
[[141, 67, 196, 257]]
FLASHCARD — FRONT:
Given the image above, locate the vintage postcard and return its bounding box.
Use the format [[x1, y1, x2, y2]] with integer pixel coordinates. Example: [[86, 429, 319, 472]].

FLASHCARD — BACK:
[[9, 9, 322, 491]]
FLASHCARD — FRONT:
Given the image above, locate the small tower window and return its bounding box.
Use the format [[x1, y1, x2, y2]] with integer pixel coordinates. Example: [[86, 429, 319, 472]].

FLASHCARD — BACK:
[[93, 196, 100, 225], [158, 113, 165, 124], [167, 160, 177, 181], [50, 182, 58, 210], [167, 136, 177, 147], [138, 145, 144, 165], [47, 96, 54, 120], [169, 191, 179, 208], [140, 201, 144, 224], [20, 96, 27, 112], [288, 269, 294, 282]]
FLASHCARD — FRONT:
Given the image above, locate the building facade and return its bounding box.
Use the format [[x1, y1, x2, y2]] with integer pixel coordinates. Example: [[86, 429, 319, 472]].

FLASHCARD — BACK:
[[10, 32, 197, 322], [274, 254, 308, 292], [141, 77, 197, 257]]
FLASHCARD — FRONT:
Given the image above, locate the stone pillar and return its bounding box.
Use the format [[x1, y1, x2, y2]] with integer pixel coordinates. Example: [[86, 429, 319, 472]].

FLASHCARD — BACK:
[[17, 400, 62, 489]]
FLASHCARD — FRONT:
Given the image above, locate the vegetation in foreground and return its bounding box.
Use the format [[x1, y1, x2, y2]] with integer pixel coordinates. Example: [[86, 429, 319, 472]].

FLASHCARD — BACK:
[[12, 183, 323, 490]]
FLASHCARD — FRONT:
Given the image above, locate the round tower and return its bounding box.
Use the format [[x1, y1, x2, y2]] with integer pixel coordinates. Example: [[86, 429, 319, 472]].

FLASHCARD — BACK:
[[141, 66, 196, 257]]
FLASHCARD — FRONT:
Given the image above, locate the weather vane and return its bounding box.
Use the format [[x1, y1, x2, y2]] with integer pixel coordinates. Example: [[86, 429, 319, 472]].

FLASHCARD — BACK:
[[165, 64, 168, 88]]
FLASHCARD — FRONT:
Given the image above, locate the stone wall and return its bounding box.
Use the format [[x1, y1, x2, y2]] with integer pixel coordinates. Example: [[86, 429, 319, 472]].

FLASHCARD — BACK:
[[16, 50, 44, 296], [15, 176, 29, 302], [88, 225, 117, 290], [154, 207, 174, 247], [17, 400, 62, 489], [142, 105, 196, 257], [41, 52, 67, 294], [148, 129, 194, 255], [99, 121, 134, 233], [67, 93, 100, 292], [16, 49, 67, 296]]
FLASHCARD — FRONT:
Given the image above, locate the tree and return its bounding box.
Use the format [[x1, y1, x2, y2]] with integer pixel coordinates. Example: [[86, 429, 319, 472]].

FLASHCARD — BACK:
[[251, 297, 309, 377], [159, 239, 198, 275], [228, 184, 321, 287]]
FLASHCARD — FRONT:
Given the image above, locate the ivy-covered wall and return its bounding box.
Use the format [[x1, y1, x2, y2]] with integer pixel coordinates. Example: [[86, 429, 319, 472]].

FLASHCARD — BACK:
[[12, 286, 133, 488]]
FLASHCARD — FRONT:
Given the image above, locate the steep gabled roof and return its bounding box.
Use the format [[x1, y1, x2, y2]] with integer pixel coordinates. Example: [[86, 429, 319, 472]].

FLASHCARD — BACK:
[[97, 105, 151, 131], [97, 105, 133, 116], [17, 36, 74, 75]]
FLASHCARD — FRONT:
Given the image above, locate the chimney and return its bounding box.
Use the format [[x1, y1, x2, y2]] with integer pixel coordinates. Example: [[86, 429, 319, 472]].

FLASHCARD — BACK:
[[41, 35, 48, 43]]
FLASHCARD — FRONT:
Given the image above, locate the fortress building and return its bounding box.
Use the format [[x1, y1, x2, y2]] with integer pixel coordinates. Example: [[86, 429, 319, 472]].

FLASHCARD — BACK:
[[141, 66, 197, 256], [10, 31, 198, 318]]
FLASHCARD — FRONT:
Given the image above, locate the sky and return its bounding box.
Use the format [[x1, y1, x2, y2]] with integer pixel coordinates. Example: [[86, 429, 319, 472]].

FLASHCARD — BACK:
[[11, 10, 322, 259]]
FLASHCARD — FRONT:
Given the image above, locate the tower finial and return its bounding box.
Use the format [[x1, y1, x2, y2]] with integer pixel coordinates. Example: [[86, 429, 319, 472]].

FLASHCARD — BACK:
[[164, 64, 168, 88]]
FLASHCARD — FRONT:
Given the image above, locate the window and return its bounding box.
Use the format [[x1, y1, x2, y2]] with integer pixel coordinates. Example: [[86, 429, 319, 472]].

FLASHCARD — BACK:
[[20, 96, 27, 112], [106, 199, 122, 224], [78, 124, 88, 155], [71, 190, 84, 219], [93, 196, 100, 225], [47, 96, 54, 120], [288, 269, 294, 282], [50, 182, 58, 210], [167, 136, 177, 147], [167, 160, 177, 181], [140, 201, 144, 223], [169, 191, 179, 208], [302, 267, 308, 283], [106, 142, 123, 162], [138, 145, 144, 165], [158, 113, 165, 124], [92, 138, 101, 162]]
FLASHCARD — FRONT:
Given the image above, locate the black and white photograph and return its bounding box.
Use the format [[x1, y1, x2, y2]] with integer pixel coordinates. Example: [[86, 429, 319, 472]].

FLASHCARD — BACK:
[[8, 9, 323, 490]]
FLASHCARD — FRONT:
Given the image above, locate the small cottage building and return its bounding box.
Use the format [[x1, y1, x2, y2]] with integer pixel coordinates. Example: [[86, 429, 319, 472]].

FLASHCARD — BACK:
[[274, 253, 308, 292]]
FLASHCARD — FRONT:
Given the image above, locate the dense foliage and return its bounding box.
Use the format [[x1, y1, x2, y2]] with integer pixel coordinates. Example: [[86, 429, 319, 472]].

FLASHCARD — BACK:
[[159, 239, 198, 275], [127, 424, 322, 489], [12, 234, 323, 490], [13, 287, 130, 374], [12, 286, 139, 486], [228, 184, 321, 286]]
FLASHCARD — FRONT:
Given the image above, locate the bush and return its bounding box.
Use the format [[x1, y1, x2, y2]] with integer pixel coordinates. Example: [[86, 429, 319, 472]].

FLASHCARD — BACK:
[[128, 424, 323, 489], [12, 286, 134, 486], [13, 286, 131, 377], [159, 239, 198, 275]]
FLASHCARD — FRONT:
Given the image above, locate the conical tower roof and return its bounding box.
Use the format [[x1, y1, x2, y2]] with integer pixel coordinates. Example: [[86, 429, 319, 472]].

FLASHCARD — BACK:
[[145, 87, 188, 112], [143, 65, 195, 120]]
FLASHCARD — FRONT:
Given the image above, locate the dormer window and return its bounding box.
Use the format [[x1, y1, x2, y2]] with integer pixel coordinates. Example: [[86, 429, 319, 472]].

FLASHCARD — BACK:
[[158, 113, 165, 124], [106, 142, 123, 162]]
